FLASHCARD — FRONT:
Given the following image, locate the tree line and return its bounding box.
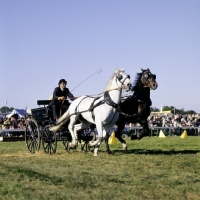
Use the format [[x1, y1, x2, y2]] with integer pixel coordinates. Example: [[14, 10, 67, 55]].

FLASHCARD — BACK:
[[151, 106, 197, 114], [0, 106, 15, 114]]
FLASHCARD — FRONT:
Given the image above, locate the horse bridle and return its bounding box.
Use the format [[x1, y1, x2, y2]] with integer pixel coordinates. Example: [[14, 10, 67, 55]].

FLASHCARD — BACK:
[[116, 73, 131, 89], [142, 71, 156, 88]]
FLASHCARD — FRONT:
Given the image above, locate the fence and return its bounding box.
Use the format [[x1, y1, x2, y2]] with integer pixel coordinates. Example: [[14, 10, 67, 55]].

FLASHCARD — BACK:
[[0, 126, 199, 142], [0, 129, 25, 141], [121, 126, 200, 137]]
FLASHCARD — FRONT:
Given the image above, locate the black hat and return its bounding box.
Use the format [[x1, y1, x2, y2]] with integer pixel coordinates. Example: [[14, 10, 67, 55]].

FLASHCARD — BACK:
[[58, 79, 67, 84]]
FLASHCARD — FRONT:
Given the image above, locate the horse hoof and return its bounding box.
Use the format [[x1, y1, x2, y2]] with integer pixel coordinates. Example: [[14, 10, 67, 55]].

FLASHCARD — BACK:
[[131, 135, 139, 140], [122, 144, 127, 150], [131, 134, 145, 140], [69, 143, 77, 150], [106, 150, 112, 154]]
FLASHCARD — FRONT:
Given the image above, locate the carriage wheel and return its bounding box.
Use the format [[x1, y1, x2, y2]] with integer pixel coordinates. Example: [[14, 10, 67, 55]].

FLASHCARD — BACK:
[[79, 130, 96, 152], [25, 118, 40, 154], [80, 140, 90, 152], [41, 125, 57, 154], [62, 131, 72, 151], [80, 141, 95, 152]]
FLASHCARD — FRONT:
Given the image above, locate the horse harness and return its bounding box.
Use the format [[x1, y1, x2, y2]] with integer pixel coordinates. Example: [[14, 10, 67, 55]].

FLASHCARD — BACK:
[[119, 97, 147, 118], [115, 73, 130, 90], [74, 90, 121, 126]]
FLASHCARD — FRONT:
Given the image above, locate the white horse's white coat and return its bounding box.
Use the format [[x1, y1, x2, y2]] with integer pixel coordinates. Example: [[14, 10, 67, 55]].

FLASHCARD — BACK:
[[50, 69, 131, 156]]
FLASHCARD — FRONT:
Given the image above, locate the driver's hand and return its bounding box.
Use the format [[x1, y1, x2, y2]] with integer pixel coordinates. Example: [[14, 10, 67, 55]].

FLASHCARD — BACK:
[[58, 96, 66, 101]]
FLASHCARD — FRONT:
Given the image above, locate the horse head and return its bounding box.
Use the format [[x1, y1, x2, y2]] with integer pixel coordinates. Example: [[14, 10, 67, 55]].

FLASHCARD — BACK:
[[115, 69, 132, 92], [140, 68, 158, 90]]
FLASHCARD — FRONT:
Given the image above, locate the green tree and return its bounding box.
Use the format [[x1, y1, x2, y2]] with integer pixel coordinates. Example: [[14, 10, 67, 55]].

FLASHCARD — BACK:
[[162, 106, 174, 112], [162, 106, 197, 115], [150, 107, 160, 112], [0, 106, 15, 114]]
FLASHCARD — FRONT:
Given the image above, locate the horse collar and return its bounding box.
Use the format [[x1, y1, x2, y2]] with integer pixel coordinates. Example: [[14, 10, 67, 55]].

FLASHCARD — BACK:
[[104, 91, 119, 109]]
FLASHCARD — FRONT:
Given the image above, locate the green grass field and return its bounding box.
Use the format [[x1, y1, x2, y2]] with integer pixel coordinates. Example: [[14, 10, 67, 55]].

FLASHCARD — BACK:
[[0, 136, 200, 200]]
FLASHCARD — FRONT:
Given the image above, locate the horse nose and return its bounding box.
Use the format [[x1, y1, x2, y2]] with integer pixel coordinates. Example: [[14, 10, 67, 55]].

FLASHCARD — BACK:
[[154, 83, 158, 89], [151, 83, 158, 90]]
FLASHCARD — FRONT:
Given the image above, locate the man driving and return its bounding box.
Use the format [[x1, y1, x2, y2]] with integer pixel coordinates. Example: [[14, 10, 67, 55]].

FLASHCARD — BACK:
[[49, 79, 74, 121]]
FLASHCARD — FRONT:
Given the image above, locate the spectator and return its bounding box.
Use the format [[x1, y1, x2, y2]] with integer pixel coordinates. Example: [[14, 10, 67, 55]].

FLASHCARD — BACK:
[[11, 117, 18, 129], [3, 118, 10, 129], [0, 118, 3, 126], [2, 114, 7, 122], [18, 121, 25, 129]]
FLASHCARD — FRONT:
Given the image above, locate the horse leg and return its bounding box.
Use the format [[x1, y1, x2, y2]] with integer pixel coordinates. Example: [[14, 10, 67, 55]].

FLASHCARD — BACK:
[[141, 118, 150, 136], [68, 115, 79, 149], [104, 123, 127, 154], [115, 125, 127, 150], [93, 141, 101, 156], [132, 118, 150, 140], [93, 128, 107, 156], [104, 134, 112, 154]]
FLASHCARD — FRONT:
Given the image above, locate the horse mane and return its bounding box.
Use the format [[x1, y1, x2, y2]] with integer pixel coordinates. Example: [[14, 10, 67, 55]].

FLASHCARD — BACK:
[[104, 69, 124, 91]]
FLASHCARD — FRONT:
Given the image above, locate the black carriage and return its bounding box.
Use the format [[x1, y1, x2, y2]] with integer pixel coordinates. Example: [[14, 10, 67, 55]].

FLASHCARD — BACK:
[[25, 100, 96, 154]]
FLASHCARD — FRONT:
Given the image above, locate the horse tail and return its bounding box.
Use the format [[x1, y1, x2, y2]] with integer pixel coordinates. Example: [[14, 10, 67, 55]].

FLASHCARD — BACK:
[[49, 110, 70, 132], [57, 109, 70, 124]]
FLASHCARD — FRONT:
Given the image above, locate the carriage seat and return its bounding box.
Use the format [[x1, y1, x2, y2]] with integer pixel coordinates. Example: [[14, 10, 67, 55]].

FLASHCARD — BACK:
[[36, 100, 70, 122], [29, 100, 53, 126], [37, 100, 52, 106]]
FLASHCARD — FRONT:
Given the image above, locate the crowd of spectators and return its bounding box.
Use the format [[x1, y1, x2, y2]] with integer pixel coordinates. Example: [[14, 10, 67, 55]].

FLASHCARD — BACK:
[[0, 114, 28, 130], [1, 112, 200, 131], [1, 112, 200, 135], [148, 113, 200, 128]]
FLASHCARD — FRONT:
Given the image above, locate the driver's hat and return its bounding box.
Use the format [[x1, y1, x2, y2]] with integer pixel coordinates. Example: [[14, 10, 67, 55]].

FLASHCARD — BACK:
[[58, 79, 67, 84]]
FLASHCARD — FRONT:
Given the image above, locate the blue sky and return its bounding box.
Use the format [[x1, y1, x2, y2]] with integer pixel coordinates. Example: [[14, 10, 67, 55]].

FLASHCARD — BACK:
[[1, 0, 200, 113]]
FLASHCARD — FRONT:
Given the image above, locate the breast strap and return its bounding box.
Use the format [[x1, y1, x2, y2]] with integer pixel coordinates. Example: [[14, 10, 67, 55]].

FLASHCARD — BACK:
[[104, 91, 119, 109]]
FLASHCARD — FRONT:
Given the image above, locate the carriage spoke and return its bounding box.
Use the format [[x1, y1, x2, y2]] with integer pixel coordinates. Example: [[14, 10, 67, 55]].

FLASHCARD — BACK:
[[50, 143, 56, 154], [25, 119, 40, 154], [28, 140, 34, 152], [80, 141, 86, 151], [27, 138, 34, 148], [41, 125, 57, 154], [44, 143, 50, 153]]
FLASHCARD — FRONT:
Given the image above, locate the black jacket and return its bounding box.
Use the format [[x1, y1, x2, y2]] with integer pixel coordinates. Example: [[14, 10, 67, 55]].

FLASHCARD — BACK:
[[49, 87, 74, 107]]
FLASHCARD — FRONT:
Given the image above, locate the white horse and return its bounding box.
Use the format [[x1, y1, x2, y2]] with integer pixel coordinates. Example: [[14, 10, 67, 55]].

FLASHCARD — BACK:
[[50, 69, 132, 156]]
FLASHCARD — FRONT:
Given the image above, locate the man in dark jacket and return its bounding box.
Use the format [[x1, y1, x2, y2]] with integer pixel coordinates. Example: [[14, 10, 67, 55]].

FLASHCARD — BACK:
[[49, 79, 74, 121]]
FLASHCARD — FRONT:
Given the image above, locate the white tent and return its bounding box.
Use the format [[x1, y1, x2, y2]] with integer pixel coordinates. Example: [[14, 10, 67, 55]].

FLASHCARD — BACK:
[[6, 109, 23, 118]]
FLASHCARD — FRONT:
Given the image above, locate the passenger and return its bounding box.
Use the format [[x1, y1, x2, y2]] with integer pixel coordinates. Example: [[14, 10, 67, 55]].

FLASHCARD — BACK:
[[48, 79, 74, 121]]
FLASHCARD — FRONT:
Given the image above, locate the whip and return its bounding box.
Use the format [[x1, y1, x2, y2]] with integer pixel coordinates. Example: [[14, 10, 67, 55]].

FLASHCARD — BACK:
[[71, 69, 102, 92]]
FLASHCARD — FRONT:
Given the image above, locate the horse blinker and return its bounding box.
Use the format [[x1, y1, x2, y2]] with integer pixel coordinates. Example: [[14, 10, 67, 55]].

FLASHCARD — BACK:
[[116, 73, 123, 81]]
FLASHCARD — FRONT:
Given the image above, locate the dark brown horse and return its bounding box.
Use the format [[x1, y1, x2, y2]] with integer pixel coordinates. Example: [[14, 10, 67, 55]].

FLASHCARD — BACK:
[[105, 68, 158, 153]]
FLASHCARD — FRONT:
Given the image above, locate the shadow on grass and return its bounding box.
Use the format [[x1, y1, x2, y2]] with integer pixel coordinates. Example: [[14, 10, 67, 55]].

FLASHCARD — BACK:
[[0, 163, 64, 185], [110, 149, 200, 155]]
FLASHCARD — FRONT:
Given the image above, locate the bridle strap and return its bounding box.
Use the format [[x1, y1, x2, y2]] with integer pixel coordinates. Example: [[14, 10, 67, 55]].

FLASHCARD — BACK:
[[142, 72, 155, 89], [116, 74, 130, 89]]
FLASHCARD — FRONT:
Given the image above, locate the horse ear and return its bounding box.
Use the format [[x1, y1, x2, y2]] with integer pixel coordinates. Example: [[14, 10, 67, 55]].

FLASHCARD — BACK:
[[114, 68, 119, 74], [141, 68, 144, 72], [114, 68, 125, 74]]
